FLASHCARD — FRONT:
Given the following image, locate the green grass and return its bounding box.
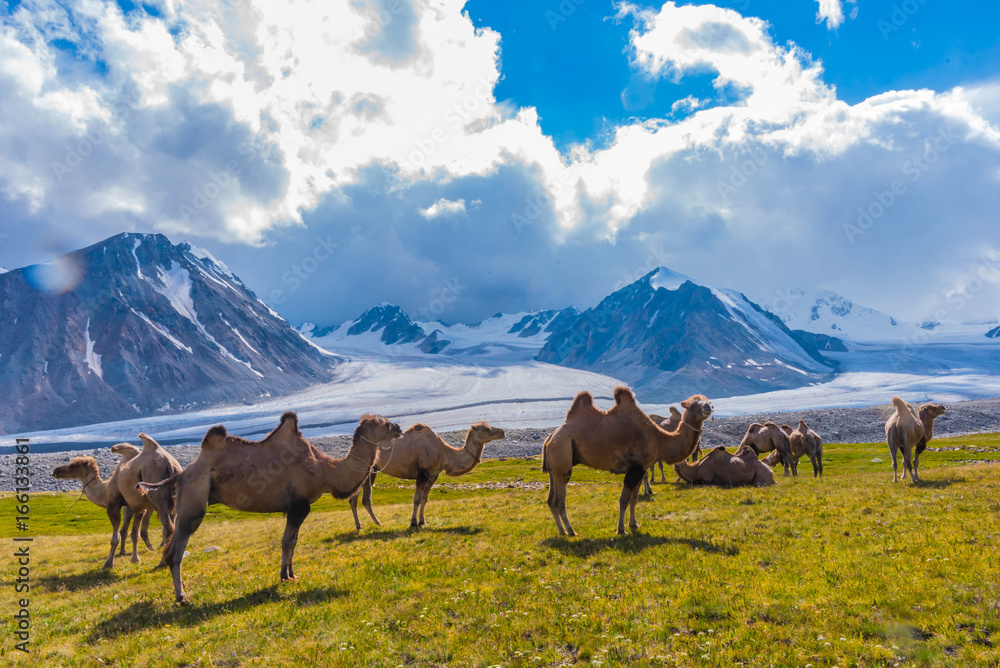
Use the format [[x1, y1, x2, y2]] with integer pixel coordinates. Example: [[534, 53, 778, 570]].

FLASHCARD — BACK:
[[3, 434, 1000, 667]]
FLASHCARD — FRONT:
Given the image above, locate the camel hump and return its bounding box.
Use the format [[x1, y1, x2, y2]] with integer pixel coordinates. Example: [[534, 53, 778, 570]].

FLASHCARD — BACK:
[[567, 391, 595, 417], [799, 419, 808, 429], [202, 425, 228, 449], [781, 424, 792, 430], [891, 396, 908, 410], [613, 386, 636, 407], [280, 411, 298, 428], [764, 421, 778, 428], [411, 423, 427, 432]]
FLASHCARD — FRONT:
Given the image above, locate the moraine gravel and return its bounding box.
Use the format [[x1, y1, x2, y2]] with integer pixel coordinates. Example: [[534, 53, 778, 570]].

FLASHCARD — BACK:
[[5, 397, 998, 493]]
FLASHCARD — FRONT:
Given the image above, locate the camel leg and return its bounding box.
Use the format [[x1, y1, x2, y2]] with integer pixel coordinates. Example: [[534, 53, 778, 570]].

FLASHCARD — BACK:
[[618, 465, 645, 535], [418, 473, 439, 526], [410, 470, 431, 528], [643, 467, 654, 496], [165, 480, 210, 604], [547, 472, 568, 536], [280, 499, 311, 582], [104, 503, 123, 569], [901, 446, 914, 483], [808, 452, 821, 478], [658, 461, 667, 483], [361, 471, 382, 526], [140, 510, 155, 550], [119, 507, 133, 557], [128, 508, 142, 563], [912, 446, 922, 483], [888, 428, 900, 482], [348, 492, 362, 531], [149, 493, 176, 568]]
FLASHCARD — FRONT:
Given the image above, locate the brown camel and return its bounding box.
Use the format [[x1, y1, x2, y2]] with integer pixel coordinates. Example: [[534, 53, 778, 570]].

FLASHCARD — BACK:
[[674, 444, 775, 486], [51, 444, 153, 567], [110, 443, 155, 556], [762, 420, 824, 477], [740, 422, 796, 476], [644, 406, 683, 489], [349, 422, 506, 529], [885, 397, 946, 482], [107, 433, 183, 569], [139, 412, 402, 604], [542, 387, 713, 536]]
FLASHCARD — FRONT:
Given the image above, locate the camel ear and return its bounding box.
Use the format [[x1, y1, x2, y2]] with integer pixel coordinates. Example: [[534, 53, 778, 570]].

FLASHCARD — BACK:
[[680, 398, 692, 408]]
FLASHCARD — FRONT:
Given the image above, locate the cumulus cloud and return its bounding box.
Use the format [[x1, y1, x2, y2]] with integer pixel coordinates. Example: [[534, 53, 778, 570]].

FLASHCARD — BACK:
[[1, 0, 999, 325]]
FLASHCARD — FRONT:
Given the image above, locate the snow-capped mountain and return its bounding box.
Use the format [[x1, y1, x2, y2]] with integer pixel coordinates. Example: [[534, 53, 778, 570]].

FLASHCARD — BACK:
[[773, 289, 905, 342], [0, 233, 339, 433], [536, 268, 835, 401], [302, 305, 579, 360]]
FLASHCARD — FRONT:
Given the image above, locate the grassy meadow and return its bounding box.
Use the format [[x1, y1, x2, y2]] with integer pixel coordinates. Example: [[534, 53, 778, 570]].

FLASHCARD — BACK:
[[2, 434, 1000, 667]]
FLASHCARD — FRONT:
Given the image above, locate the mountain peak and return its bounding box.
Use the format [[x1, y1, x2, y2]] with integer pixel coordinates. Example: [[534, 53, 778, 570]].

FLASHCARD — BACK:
[[347, 303, 425, 344], [647, 266, 696, 291]]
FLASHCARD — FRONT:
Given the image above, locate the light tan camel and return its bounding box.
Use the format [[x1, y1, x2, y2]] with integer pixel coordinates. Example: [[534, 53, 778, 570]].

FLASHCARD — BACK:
[[349, 422, 506, 529], [674, 444, 775, 486], [108, 433, 183, 569], [110, 443, 155, 556], [762, 420, 824, 477], [641, 399, 713, 495], [885, 397, 946, 482], [542, 387, 713, 536], [740, 422, 796, 476], [644, 406, 683, 489], [138, 412, 402, 604]]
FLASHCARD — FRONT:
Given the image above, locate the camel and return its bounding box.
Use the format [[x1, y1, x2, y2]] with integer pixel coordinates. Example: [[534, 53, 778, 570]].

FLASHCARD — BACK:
[[51, 445, 154, 567], [644, 406, 683, 489], [105, 433, 183, 569], [885, 397, 946, 482], [542, 387, 713, 536], [349, 422, 506, 529], [740, 422, 796, 476], [138, 412, 402, 604], [762, 420, 824, 477], [674, 444, 775, 487]]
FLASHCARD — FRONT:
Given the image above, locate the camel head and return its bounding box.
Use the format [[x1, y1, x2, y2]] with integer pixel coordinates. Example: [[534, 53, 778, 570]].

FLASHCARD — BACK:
[[679, 394, 713, 423], [918, 403, 946, 421], [52, 456, 100, 481], [468, 422, 505, 446], [673, 459, 696, 483], [111, 443, 141, 460], [357, 414, 403, 449]]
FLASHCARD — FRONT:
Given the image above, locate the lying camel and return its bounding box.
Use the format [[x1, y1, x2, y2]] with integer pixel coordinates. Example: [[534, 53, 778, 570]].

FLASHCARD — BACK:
[[885, 397, 946, 482], [139, 412, 402, 604], [740, 422, 796, 476], [762, 420, 824, 477], [674, 444, 775, 486], [51, 444, 153, 567], [542, 387, 713, 536], [107, 433, 182, 568], [645, 406, 683, 487], [349, 422, 506, 529]]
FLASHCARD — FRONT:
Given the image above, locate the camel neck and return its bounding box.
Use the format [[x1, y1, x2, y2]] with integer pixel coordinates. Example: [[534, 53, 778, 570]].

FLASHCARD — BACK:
[[656, 412, 705, 465], [80, 472, 109, 508], [324, 434, 379, 496], [443, 434, 484, 476]]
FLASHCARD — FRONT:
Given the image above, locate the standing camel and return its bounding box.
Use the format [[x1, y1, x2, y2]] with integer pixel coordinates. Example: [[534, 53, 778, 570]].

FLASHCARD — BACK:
[[349, 422, 505, 529], [740, 422, 796, 476], [762, 420, 824, 477], [885, 397, 946, 482], [139, 412, 402, 604], [641, 399, 713, 495], [644, 406, 683, 489], [542, 387, 713, 536], [51, 445, 152, 567], [109, 433, 183, 568], [110, 443, 155, 555]]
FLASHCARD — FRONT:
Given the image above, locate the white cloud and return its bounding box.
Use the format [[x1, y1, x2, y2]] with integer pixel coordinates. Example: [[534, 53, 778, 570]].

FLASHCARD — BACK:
[[815, 0, 844, 30], [419, 198, 467, 219]]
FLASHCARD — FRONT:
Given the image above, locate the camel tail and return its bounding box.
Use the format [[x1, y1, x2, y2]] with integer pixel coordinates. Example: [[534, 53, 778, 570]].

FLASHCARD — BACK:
[[541, 433, 552, 472], [136, 472, 181, 495]]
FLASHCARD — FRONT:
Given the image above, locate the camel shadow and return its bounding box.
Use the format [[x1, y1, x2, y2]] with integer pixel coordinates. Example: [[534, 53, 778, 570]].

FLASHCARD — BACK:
[[541, 535, 739, 558], [913, 478, 964, 489], [87, 585, 349, 642], [37, 568, 120, 592], [328, 525, 484, 544]]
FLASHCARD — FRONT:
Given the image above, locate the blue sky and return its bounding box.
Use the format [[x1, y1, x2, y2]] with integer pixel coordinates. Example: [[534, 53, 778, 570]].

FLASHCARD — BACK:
[[1, 0, 999, 328]]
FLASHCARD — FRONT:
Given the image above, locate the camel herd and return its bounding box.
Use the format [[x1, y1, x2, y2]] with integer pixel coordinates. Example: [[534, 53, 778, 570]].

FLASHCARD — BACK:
[[50, 389, 946, 604]]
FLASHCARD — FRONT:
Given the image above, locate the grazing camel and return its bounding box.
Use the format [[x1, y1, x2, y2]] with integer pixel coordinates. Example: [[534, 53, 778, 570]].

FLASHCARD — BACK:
[[885, 397, 946, 482], [740, 422, 796, 476], [674, 445, 776, 487], [139, 412, 402, 604], [542, 387, 713, 536], [108, 433, 183, 568], [51, 446, 153, 567], [349, 422, 506, 529], [762, 420, 824, 477], [644, 406, 683, 489]]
